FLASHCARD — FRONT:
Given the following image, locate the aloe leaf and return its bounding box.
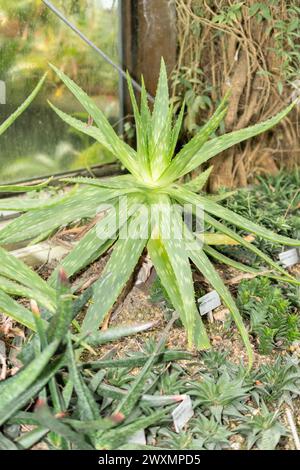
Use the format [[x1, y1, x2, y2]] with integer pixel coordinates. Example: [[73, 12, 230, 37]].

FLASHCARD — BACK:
[[83, 322, 156, 346], [0, 432, 19, 450], [147, 196, 210, 350], [81, 350, 194, 370], [168, 101, 185, 160], [149, 59, 174, 179], [188, 241, 253, 368], [150, 107, 173, 179], [0, 190, 73, 212], [208, 190, 237, 202], [152, 58, 170, 146], [66, 335, 99, 422], [148, 235, 210, 350], [82, 208, 149, 333], [203, 245, 261, 274], [200, 233, 239, 245], [0, 276, 55, 313], [199, 194, 300, 247], [8, 411, 40, 426], [183, 166, 213, 192], [48, 101, 117, 153], [16, 426, 49, 450], [0, 74, 46, 137], [0, 340, 60, 424], [148, 195, 208, 348], [51, 232, 113, 284], [47, 273, 73, 342], [50, 64, 140, 178], [0, 289, 40, 330], [34, 404, 93, 450], [165, 102, 295, 182], [49, 193, 139, 282], [172, 186, 300, 246], [126, 72, 150, 176], [96, 410, 167, 450], [0, 186, 122, 244], [114, 316, 177, 417], [62, 417, 118, 433], [98, 384, 183, 408], [203, 245, 298, 286], [96, 383, 129, 400], [204, 213, 295, 280], [140, 75, 152, 145], [0, 355, 65, 425], [61, 174, 138, 190], [72, 286, 94, 316], [0, 178, 52, 193], [160, 93, 229, 183], [0, 246, 55, 309]]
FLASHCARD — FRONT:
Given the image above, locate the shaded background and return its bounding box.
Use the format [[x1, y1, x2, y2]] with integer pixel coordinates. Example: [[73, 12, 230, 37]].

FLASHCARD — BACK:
[[0, 0, 119, 183]]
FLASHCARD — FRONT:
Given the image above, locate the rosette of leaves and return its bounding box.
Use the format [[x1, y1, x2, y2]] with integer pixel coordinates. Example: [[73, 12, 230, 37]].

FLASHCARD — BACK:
[[236, 402, 287, 450], [0, 60, 299, 367]]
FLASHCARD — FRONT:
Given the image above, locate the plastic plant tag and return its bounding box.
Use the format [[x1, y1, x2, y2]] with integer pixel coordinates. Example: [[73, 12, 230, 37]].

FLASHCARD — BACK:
[[198, 290, 221, 316], [172, 395, 194, 433], [127, 429, 146, 445], [279, 249, 300, 268]]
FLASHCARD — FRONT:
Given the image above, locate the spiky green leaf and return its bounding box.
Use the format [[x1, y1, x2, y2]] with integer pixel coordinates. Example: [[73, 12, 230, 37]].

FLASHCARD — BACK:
[[81, 208, 149, 333], [0, 340, 59, 424], [0, 186, 125, 244], [163, 101, 294, 182], [0, 74, 46, 136], [183, 166, 213, 192], [66, 335, 99, 421], [0, 178, 52, 193], [160, 93, 228, 183], [189, 242, 253, 368], [49, 64, 140, 178]]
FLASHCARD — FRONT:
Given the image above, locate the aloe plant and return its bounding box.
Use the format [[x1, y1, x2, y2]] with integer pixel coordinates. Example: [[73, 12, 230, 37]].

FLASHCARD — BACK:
[[0, 60, 299, 367]]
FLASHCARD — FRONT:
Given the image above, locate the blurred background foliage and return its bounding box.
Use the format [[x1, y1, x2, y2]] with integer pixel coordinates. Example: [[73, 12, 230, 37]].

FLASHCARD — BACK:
[[171, 0, 300, 190], [0, 0, 119, 183]]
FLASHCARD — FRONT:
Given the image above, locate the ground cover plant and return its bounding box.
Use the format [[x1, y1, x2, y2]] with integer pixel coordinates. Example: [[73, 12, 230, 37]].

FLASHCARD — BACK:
[[0, 60, 299, 366], [1, 276, 300, 452], [0, 271, 190, 450], [0, 171, 299, 451]]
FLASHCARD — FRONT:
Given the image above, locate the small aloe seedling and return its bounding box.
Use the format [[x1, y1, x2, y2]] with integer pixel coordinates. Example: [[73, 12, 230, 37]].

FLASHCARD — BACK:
[[0, 60, 299, 367]]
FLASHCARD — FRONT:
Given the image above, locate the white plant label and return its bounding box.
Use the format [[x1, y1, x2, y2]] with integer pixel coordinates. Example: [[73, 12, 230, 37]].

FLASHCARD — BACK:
[[198, 290, 221, 316], [279, 249, 300, 268], [172, 395, 194, 433], [127, 429, 146, 445]]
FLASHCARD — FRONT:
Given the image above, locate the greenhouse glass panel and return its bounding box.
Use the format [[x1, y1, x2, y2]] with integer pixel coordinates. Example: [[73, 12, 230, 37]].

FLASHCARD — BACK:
[[0, 0, 120, 183]]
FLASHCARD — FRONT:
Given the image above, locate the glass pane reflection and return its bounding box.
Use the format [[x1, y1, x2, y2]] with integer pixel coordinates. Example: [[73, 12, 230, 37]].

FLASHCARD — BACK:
[[0, 0, 119, 183]]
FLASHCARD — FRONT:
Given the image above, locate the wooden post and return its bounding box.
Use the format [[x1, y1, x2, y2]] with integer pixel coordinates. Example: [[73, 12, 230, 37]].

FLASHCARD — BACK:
[[121, 0, 177, 116]]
